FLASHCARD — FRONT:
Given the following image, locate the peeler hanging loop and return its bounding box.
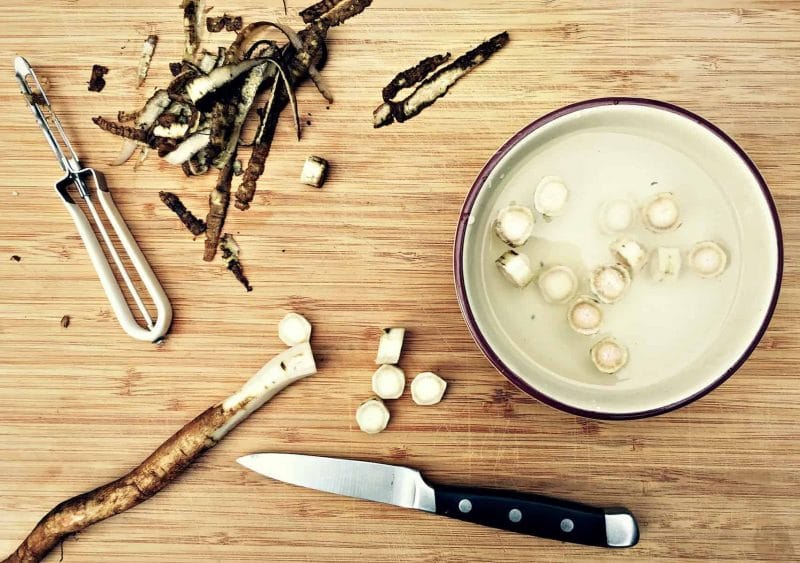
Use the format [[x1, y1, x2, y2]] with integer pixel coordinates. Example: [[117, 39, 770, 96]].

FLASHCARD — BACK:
[[14, 56, 172, 342]]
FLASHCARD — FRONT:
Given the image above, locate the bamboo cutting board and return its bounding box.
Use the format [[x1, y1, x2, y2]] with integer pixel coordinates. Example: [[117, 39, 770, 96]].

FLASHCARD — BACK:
[[0, 1, 798, 561]]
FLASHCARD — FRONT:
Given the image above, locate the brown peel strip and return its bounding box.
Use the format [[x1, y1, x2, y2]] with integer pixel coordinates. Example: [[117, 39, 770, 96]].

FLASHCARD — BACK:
[[213, 50, 285, 169], [234, 79, 281, 211], [382, 52, 450, 102], [159, 191, 207, 236], [225, 21, 279, 64], [110, 90, 171, 166], [298, 0, 339, 23], [206, 14, 243, 32], [203, 160, 234, 261], [92, 116, 148, 142], [181, 0, 206, 63], [220, 234, 252, 291], [87, 64, 108, 92], [137, 35, 159, 87], [318, 0, 372, 27], [373, 31, 508, 128], [268, 20, 333, 103]]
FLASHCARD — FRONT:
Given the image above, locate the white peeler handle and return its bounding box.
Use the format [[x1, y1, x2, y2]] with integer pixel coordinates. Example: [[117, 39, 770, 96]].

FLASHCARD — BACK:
[[60, 188, 172, 342]]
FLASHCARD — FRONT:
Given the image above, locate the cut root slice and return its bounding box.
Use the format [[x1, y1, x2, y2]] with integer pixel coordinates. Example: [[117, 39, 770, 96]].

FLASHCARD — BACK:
[[375, 327, 405, 365], [411, 372, 447, 405], [589, 264, 631, 304], [642, 192, 681, 233], [567, 296, 603, 335], [533, 176, 569, 217], [599, 198, 635, 234], [278, 312, 312, 346], [688, 241, 727, 278], [356, 398, 390, 434], [590, 337, 628, 374], [493, 204, 534, 247], [372, 364, 406, 400], [538, 265, 578, 304]]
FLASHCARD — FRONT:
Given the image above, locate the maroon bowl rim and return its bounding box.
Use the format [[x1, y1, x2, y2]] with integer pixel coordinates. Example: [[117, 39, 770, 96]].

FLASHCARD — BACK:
[[453, 97, 784, 420]]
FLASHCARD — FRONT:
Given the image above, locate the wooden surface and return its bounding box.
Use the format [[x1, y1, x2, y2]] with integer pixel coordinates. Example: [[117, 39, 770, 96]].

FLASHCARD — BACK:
[[0, 1, 798, 561]]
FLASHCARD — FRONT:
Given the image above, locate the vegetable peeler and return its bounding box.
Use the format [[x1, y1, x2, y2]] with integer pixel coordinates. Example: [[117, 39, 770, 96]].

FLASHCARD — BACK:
[[14, 56, 172, 342]]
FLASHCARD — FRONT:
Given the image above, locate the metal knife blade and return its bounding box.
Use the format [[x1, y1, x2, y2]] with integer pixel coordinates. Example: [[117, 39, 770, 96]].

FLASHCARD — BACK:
[[237, 452, 436, 512], [238, 453, 639, 548]]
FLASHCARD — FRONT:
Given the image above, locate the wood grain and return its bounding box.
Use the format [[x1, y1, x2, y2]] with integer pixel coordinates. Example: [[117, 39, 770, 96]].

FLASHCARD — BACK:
[[1, 1, 798, 561]]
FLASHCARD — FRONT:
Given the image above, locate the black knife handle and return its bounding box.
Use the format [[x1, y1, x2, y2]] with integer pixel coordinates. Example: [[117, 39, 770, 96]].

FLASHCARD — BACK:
[[434, 485, 639, 548]]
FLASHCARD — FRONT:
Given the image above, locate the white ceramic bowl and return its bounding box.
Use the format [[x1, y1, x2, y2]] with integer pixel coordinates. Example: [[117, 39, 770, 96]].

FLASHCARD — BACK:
[[454, 98, 782, 419]]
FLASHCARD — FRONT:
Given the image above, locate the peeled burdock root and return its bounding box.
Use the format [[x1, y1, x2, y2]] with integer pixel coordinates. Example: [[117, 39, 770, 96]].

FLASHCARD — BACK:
[[533, 176, 569, 218], [496, 250, 536, 288], [649, 247, 682, 281], [1, 333, 317, 563], [372, 364, 406, 399], [610, 238, 648, 273], [590, 264, 631, 304], [567, 296, 603, 336], [599, 198, 635, 234], [688, 241, 727, 278], [591, 337, 628, 374], [642, 192, 681, 233], [538, 265, 578, 304], [356, 397, 390, 434], [493, 204, 534, 247], [411, 372, 447, 405]]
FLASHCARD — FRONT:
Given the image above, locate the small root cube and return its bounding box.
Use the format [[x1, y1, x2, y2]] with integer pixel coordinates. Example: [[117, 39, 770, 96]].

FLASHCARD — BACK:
[[649, 247, 682, 281], [496, 250, 536, 288], [300, 155, 329, 188], [375, 327, 405, 365], [610, 238, 648, 272]]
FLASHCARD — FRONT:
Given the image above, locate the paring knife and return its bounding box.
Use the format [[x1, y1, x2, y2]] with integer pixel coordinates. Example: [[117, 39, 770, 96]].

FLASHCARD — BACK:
[[237, 453, 639, 548]]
